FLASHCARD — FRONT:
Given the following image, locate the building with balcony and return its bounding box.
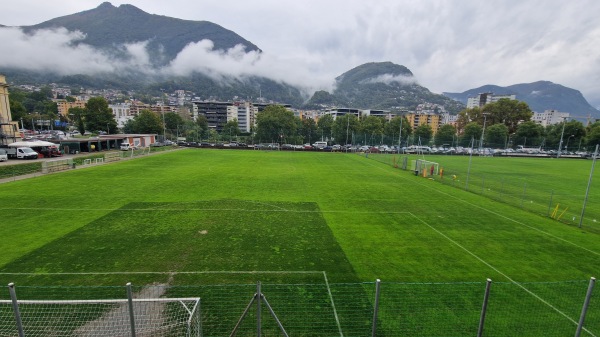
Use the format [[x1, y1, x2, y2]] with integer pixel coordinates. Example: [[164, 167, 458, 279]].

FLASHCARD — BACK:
[[406, 112, 441, 134]]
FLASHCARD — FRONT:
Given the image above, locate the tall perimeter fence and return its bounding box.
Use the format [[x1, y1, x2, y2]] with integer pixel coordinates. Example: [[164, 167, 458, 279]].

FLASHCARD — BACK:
[[0, 278, 598, 336], [363, 152, 600, 232]]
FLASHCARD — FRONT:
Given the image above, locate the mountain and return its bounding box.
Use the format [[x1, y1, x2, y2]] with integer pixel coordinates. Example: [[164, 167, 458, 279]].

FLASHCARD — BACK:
[[19, 2, 260, 66], [0, 6, 464, 112], [443, 81, 600, 119], [306, 62, 465, 113]]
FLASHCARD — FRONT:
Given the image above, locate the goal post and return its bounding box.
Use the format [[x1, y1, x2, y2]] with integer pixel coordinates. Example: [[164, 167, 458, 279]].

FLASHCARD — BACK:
[[1, 296, 202, 337], [412, 159, 440, 177]]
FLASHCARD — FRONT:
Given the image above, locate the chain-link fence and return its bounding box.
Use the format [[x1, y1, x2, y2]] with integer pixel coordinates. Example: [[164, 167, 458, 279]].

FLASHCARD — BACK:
[[363, 152, 600, 232], [2, 279, 597, 336]]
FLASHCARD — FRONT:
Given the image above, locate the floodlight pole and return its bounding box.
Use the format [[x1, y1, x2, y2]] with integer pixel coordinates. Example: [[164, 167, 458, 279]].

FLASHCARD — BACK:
[[557, 117, 568, 158], [579, 144, 599, 228], [479, 113, 488, 154], [466, 137, 474, 191]]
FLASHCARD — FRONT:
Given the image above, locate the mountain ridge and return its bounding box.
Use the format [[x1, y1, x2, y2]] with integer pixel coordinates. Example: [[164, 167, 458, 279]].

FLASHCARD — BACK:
[[444, 81, 599, 118], [20, 2, 260, 65]]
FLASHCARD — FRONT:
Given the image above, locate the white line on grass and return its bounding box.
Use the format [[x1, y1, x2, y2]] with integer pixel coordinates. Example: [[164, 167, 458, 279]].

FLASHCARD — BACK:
[[0, 270, 324, 275], [408, 212, 596, 336], [322, 271, 344, 337], [359, 156, 600, 257]]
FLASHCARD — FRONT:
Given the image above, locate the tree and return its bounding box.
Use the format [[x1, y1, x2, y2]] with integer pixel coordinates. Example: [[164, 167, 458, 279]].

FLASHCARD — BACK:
[[546, 120, 586, 150], [255, 105, 298, 144], [414, 124, 433, 145], [68, 107, 87, 135], [359, 116, 384, 143], [514, 121, 544, 147], [332, 114, 359, 144], [384, 116, 412, 146], [460, 122, 482, 147], [9, 100, 27, 124], [484, 123, 509, 148], [299, 118, 318, 144], [85, 97, 117, 133], [586, 121, 600, 149], [195, 115, 209, 140], [434, 124, 456, 146], [457, 99, 533, 135], [482, 98, 533, 133], [132, 109, 163, 134], [317, 114, 334, 141], [221, 119, 240, 142], [164, 112, 184, 135]]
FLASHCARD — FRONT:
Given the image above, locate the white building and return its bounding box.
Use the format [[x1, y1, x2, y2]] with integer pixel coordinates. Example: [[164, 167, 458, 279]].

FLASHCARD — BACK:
[[532, 109, 570, 127], [466, 92, 517, 109], [109, 103, 134, 128]]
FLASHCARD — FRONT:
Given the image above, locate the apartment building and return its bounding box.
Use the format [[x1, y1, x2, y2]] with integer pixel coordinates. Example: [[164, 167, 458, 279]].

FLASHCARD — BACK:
[[532, 109, 570, 127], [193, 101, 291, 133], [406, 112, 441, 134], [55, 99, 87, 117], [0, 75, 21, 145], [466, 92, 516, 109]]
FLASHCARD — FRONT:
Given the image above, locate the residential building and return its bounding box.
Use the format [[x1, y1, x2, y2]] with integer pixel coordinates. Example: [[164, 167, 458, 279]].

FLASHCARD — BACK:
[[406, 112, 441, 134], [193, 101, 291, 133], [0, 74, 21, 145], [109, 103, 134, 128], [55, 99, 87, 117], [326, 108, 361, 120], [532, 109, 570, 127], [466, 92, 516, 109]]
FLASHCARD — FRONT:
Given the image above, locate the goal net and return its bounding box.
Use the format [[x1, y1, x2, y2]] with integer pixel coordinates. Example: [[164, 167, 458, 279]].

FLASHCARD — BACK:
[[412, 159, 439, 177], [0, 297, 201, 337]]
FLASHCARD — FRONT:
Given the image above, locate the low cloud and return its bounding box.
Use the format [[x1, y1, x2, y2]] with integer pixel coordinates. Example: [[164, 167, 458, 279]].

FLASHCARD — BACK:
[[0, 27, 154, 75], [0, 27, 336, 96], [360, 74, 417, 86]]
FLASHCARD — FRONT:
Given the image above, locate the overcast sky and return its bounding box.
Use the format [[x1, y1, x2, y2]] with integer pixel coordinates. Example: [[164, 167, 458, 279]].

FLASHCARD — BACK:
[[1, 0, 599, 108]]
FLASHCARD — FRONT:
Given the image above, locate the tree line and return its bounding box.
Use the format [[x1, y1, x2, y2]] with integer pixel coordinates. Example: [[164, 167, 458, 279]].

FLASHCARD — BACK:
[[7, 88, 600, 151]]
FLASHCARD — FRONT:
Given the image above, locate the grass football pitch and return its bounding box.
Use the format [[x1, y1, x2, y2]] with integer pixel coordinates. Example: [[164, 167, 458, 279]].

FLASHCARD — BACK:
[[0, 149, 599, 336]]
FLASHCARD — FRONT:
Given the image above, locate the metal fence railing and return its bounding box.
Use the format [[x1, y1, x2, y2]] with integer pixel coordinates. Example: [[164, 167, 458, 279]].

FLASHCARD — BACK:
[[1, 278, 596, 337]]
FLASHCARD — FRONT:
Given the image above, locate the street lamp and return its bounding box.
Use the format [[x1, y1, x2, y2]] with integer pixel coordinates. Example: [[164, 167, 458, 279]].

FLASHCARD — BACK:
[[565, 135, 575, 153]]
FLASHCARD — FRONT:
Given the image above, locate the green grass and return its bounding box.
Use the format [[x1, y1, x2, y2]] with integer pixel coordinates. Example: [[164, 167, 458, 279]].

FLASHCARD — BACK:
[[0, 149, 599, 336], [367, 152, 600, 230]]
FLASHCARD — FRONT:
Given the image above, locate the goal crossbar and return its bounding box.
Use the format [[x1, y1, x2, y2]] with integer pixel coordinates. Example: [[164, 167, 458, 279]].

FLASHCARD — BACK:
[[0, 297, 200, 305]]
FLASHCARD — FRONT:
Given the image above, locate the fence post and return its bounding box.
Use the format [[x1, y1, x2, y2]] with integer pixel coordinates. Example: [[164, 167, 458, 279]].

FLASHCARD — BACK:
[[521, 182, 527, 208], [547, 190, 554, 217], [574, 277, 596, 337], [257, 281, 262, 337], [372, 279, 381, 337], [127, 282, 137, 337], [8, 283, 25, 337], [477, 279, 492, 337]]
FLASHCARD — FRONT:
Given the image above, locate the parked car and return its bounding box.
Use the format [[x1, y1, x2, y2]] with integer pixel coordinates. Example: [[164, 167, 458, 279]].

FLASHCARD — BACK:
[[120, 143, 137, 151], [0, 149, 7, 162]]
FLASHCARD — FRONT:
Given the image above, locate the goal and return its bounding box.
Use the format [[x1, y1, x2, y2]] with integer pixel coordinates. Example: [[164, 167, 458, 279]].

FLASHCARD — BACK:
[[412, 159, 439, 177], [0, 296, 201, 337]]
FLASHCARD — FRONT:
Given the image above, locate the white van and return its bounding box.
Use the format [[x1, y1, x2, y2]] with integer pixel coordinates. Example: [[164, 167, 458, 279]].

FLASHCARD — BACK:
[[312, 141, 328, 149], [120, 143, 137, 151], [12, 147, 38, 159]]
